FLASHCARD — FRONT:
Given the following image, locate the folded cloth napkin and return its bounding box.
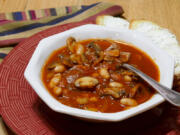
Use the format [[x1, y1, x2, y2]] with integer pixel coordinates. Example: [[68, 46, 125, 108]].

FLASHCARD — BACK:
[[0, 2, 123, 63]]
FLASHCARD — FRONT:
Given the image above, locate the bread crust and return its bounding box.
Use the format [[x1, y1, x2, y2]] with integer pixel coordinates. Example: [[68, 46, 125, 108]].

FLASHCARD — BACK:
[[96, 15, 106, 25], [129, 20, 158, 29]]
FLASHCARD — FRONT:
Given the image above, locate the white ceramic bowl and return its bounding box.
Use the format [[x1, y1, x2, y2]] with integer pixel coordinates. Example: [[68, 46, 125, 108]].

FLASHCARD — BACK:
[[24, 24, 174, 122]]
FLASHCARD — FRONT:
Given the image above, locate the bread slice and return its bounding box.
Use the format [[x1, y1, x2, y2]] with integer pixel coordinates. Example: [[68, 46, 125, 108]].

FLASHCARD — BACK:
[[130, 20, 180, 75], [96, 15, 129, 29], [96, 16, 180, 76]]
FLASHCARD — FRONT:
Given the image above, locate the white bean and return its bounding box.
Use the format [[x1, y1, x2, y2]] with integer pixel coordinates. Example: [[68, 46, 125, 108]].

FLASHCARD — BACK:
[[53, 87, 62, 96], [99, 68, 110, 79], [54, 64, 66, 73], [76, 97, 88, 104], [75, 76, 99, 88], [89, 97, 98, 102], [124, 75, 132, 82], [49, 74, 61, 88], [109, 82, 123, 88], [120, 98, 137, 106]]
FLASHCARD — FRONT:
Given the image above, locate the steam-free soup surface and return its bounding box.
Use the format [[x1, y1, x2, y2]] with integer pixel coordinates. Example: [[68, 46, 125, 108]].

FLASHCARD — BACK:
[[42, 37, 159, 113]]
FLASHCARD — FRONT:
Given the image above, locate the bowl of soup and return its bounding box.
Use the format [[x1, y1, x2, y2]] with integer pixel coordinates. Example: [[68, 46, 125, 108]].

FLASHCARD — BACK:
[[24, 24, 174, 122]]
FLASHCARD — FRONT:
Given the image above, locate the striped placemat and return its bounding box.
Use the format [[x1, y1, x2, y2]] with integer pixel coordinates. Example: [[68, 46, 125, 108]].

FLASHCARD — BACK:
[[0, 6, 84, 21], [0, 2, 123, 63]]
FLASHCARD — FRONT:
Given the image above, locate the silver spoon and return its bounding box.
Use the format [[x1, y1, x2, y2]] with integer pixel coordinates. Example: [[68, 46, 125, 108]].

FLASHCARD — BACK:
[[122, 63, 180, 107]]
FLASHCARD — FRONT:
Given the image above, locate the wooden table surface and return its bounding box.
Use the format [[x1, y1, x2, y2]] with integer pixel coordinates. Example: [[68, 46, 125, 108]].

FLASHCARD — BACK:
[[0, 0, 180, 134]]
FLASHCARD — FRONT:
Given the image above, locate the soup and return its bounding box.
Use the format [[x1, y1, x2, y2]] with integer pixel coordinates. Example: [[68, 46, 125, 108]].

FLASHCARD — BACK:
[[41, 37, 159, 113]]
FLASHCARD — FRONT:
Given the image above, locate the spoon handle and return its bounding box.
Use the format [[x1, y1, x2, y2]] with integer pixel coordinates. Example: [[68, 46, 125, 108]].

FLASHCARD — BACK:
[[123, 64, 180, 107]]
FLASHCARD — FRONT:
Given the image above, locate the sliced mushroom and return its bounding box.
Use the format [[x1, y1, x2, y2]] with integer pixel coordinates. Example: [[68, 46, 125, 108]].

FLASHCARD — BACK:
[[104, 49, 120, 57], [93, 51, 104, 66], [104, 44, 120, 62], [103, 87, 126, 98], [119, 52, 131, 62], [104, 55, 114, 62], [75, 43, 85, 55], [66, 37, 76, 53], [129, 83, 147, 97], [103, 88, 120, 98], [130, 84, 140, 97], [86, 42, 104, 65], [80, 54, 88, 65], [47, 62, 59, 70], [70, 54, 82, 64], [87, 42, 101, 55], [59, 54, 74, 67], [106, 44, 120, 51], [75, 76, 99, 88]]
